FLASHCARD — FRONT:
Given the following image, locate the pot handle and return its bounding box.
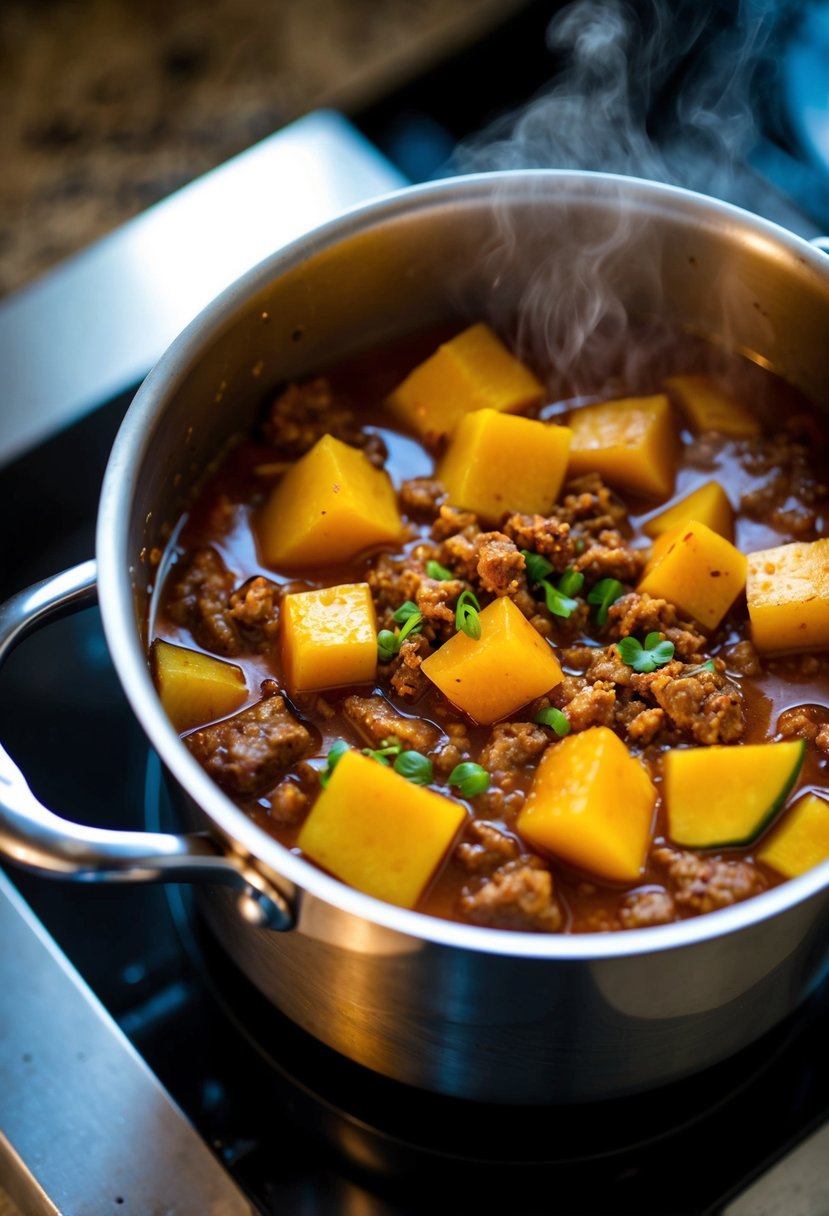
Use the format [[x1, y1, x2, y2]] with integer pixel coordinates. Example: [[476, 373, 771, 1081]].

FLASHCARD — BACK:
[[0, 562, 294, 930]]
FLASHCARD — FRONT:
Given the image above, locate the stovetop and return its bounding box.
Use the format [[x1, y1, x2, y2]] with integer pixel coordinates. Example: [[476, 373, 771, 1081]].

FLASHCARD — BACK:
[[3, 2, 829, 1212]]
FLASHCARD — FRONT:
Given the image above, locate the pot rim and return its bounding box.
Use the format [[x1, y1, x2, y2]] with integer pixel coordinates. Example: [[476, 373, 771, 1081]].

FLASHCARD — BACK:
[[97, 167, 829, 959]]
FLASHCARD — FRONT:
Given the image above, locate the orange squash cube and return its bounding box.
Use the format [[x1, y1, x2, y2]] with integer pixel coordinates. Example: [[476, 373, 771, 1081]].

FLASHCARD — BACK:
[[746, 538, 829, 653], [665, 374, 760, 437], [566, 393, 677, 500], [386, 322, 545, 442], [281, 583, 377, 692], [637, 518, 747, 630], [421, 596, 563, 725], [516, 726, 656, 883], [758, 792, 829, 879], [297, 749, 466, 908], [437, 409, 572, 524], [643, 479, 734, 543], [258, 434, 402, 568], [152, 639, 247, 733]]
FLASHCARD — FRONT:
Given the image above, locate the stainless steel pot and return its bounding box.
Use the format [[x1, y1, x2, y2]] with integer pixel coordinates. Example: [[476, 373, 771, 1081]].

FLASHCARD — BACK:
[[3, 171, 829, 1105]]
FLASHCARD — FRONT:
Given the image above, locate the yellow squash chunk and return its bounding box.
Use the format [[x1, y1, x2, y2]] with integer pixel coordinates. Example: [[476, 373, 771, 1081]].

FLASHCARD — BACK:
[[665, 374, 760, 437], [297, 749, 466, 909], [516, 726, 656, 883], [664, 739, 806, 848], [746, 538, 829, 654], [258, 434, 402, 568], [281, 583, 377, 692], [151, 639, 247, 733], [643, 479, 734, 543], [567, 394, 676, 500], [637, 518, 747, 630], [421, 596, 563, 725], [757, 792, 829, 879], [437, 409, 572, 524], [387, 322, 545, 442]]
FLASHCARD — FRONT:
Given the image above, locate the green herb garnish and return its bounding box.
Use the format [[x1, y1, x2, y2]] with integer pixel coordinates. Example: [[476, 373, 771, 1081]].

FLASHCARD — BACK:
[[534, 707, 571, 736], [587, 578, 624, 627], [378, 604, 424, 661], [448, 761, 490, 798], [426, 559, 454, 581], [319, 738, 349, 787], [455, 588, 482, 639], [521, 550, 583, 620], [393, 750, 434, 785], [617, 632, 676, 674]]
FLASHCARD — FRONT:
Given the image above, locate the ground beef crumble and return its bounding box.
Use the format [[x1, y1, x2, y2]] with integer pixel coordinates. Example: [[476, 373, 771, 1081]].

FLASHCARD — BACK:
[[342, 693, 440, 754], [184, 694, 314, 796], [652, 846, 767, 913], [167, 547, 242, 656], [262, 378, 388, 466], [457, 826, 565, 932]]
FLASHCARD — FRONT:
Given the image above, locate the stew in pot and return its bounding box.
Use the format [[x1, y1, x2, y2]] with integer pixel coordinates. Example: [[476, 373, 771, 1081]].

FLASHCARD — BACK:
[[148, 320, 829, 932]]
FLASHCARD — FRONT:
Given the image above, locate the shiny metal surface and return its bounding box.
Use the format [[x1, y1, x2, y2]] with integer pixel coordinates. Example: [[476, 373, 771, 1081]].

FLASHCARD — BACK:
[[7, 171, 829, 1103], [0, 869, 254, 1215], [0, 109, 406, 469], [0, 562, 294, 929]]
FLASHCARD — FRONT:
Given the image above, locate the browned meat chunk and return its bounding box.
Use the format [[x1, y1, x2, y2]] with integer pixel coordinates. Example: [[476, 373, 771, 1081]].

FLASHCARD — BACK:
[[389, 634, 432, 700], [185, 694, 313, 796], [553, 679, 617, 732], [721, 639, 762, 677], [431, 723, 472, 774], [460, 858, 564, 932], [269, 780, 309, 824], [558, 473, 629, 533], [777, 704, 829, 743], [228, 576, 280, 650], [399, 477, 446, 516], [648, 669, 744, 745], [474, 532, 527, 597], [739, 434, 827, 536], [619, 888, 677, 929], [607, 593, 706, 661], [574, 531, 646, 585], [261, 377, 388, 465], [653, 846, 766, 914], [454, 820, 520, 873], [342, 693, 440, 753], [502, 513, 576, 569], [167, 548, 241, 656], [479, 722, 550, 775]]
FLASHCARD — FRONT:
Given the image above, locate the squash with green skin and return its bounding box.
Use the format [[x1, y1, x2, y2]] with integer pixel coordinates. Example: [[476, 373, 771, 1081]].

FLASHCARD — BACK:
[[664, 739, 806, 848], [757, 792, 829, 879]]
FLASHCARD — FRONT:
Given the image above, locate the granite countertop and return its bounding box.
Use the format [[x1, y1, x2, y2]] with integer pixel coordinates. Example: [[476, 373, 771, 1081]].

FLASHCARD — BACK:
[[0, 0, 521, 298]]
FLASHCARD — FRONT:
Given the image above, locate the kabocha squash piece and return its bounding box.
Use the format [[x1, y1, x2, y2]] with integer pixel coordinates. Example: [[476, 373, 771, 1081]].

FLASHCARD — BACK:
[[281, 583, 377, 692], [664, 739, 806, 848], [567, 394, 676, 500], [258, 434, 402, 568], [643, 480, 734, 543], [437, 409, 573, 525], [746, 538, 829, 654], [757, 792, 829, 879], [386, 322, 545, 442], [637, 518, 747, 630], [152, 639, 247, 733], [665, 374, 760, 438], [516, 726, 656, 883], [421, 596, 563, 725], [297, 749, 466, 908]]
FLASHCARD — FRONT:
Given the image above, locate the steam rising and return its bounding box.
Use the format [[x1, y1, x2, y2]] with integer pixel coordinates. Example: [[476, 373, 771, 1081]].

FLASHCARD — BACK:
[[451, 0, 787, 389]]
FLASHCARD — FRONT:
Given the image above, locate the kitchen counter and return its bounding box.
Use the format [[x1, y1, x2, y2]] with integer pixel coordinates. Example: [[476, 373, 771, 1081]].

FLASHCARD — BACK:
[[0, 0, 522, 297]]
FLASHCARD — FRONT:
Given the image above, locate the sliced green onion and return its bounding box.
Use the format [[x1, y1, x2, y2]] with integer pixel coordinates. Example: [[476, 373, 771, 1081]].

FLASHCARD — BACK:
[[377, 629, 398, 663], [455, 588, 482, 640], [393, 750, 434, 785], [393, 600, 421, 624], [534, 707, 571, 736], [448, 761, 490, 798], [426, 559, 454, 581], [521, 549, 553, 584], [557, 568, 585, 597]]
